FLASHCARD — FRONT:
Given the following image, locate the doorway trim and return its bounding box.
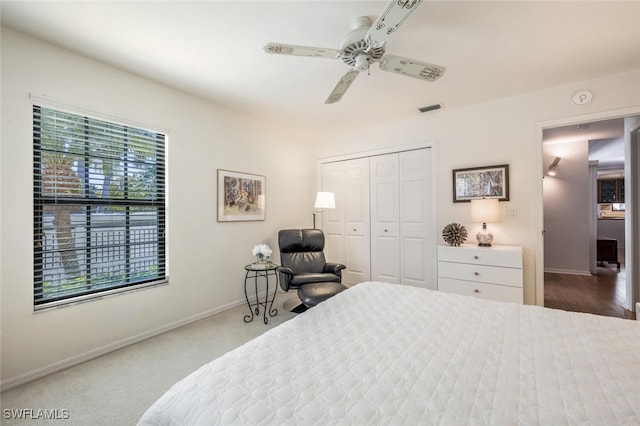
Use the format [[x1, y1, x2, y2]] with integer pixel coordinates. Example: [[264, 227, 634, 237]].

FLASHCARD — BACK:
[[534, 105, 640, 310], [626, 118, 640, 313]]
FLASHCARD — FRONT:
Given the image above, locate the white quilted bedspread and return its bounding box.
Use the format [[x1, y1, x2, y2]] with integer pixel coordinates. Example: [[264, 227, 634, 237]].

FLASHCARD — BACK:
[[139, 281, 640, 425]]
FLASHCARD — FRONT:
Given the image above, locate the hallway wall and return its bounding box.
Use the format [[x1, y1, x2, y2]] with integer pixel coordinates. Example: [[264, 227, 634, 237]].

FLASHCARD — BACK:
[[543, 140, 590, 274]]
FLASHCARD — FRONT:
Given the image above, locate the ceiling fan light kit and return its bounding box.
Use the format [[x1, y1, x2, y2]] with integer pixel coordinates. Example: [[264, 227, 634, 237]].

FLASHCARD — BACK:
[[263, 0, 445, 104]]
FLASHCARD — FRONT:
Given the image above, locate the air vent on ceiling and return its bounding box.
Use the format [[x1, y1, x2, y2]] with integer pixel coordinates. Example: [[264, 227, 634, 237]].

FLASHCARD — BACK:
[[418, 104, 442, 113]]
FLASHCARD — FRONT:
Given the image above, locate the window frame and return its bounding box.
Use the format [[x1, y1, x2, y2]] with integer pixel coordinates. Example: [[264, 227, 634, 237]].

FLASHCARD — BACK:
[[33, 105, 167, 309]]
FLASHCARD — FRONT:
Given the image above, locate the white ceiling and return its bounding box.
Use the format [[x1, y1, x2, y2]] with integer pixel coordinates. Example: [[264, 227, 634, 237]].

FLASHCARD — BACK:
[[543, 118, 625, 144], [2, 1, 640, 132]]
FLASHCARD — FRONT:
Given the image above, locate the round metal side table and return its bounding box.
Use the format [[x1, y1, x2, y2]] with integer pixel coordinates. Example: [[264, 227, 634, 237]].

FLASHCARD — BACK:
[[243, 263, 279, 324]]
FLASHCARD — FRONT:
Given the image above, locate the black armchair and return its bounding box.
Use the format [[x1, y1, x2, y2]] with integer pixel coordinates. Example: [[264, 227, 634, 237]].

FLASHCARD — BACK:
[[277, 229, 347, 309]]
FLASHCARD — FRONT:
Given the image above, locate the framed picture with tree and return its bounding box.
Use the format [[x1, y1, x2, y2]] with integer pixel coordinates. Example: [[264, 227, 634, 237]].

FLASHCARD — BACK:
[[452, 164, 509, 202]]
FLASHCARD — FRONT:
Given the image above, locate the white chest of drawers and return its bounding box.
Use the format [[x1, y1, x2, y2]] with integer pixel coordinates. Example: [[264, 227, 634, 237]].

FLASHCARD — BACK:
[[437, 244, 523, 304]]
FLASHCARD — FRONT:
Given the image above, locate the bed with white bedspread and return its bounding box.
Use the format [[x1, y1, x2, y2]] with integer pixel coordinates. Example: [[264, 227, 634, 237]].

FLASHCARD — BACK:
[[139, 281, 640, 425]]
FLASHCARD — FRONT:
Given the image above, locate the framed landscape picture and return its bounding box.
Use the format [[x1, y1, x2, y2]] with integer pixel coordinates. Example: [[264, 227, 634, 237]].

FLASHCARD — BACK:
[[452, 164, 509, 202], [217, 169, 265, 221]]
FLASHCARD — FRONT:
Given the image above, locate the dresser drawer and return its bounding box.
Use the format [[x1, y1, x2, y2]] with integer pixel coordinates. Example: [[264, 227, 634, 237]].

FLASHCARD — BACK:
[[438, 261, 522, 288], [439, 278, 523, 304], [438, 245, 522, 268]]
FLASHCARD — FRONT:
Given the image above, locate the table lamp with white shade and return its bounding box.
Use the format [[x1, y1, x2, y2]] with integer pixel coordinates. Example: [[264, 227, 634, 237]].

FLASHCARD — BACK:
[[470, 198, 500, 247]]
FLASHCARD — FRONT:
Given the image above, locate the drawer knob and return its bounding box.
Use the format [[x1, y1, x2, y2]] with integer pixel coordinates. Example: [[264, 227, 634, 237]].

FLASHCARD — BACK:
[[474, 289, 480, 293], [473, 255, 479, 260], [384, 229, 388, 232], [474, 272, 480, 276]]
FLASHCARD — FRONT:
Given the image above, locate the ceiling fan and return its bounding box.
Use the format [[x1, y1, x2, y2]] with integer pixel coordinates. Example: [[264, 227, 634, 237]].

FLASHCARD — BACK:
[[263, 0, 445, 104]]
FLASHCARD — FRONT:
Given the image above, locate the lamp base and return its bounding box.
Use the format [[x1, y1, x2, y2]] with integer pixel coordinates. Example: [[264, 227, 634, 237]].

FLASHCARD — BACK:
[[476, 222, 493, 247]]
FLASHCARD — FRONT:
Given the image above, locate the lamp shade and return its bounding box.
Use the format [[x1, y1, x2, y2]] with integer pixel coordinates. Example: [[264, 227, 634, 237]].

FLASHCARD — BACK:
[[314, 192, 335, 209], [470, 198, 500, 223]]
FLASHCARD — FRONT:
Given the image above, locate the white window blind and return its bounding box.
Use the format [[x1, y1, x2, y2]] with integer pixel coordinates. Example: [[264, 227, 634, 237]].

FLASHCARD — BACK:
[[33, 105, 167, 308]]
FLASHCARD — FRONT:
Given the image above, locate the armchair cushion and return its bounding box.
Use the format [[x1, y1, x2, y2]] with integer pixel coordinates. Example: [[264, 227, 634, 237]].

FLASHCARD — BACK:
[[283, 252, 326, 275], [291, 273, 341, 286], [297, 282, 347, 308]]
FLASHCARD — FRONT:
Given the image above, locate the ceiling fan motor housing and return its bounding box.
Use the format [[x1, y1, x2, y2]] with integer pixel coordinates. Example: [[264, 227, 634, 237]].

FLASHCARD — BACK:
[[339, 17, 385, 68]]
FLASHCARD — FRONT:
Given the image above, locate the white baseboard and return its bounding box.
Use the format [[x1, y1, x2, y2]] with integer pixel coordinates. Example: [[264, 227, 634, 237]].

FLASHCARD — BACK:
[[544, 268, 592, 276], [636, 302, 640, 321], [0, 296, 253, 392]]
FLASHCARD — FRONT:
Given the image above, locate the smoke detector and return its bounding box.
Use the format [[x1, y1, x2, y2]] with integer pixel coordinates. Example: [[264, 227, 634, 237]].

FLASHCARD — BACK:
[[572, 90, 592, 105]]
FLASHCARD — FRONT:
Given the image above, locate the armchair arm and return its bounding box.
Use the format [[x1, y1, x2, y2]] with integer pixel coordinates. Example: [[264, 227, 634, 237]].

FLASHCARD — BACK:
[[323, 262, 347, 279], [276, 266, 294, 291]]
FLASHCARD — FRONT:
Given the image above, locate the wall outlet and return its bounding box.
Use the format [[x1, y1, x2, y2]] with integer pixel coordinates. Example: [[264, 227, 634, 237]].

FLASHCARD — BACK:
[[504, 207, 518, 219]]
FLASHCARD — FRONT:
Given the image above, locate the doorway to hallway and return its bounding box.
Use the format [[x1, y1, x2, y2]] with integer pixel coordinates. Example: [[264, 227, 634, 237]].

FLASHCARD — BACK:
[[540, 113, 639, 317]]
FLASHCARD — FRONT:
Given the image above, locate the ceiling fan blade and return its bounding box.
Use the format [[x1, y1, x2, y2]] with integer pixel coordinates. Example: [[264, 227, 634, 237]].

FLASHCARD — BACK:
[[366, 0, 424, 46], [263, 43, 341, 59], [325, 70, 360, 104], [378, 54, 445, 82]]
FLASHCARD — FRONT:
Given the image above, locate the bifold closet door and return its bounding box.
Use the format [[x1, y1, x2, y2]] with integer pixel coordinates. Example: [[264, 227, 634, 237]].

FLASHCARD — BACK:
[[370, 148, 434, 289], [370, 154, 401, 283], [320, 158, 370, 285], [321, 161, 345, 267], [321, 148, 434, 288], [399, 148, 434, 290]]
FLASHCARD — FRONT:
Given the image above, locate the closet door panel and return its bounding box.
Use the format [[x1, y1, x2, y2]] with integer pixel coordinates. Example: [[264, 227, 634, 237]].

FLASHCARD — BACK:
[[320, 161, 345, 265], [370, 154, 400, 283], [403, 237, 426, 282], [373, 236, 399, 281], [325, 234, 344, 266], [345, 234, 368, 281], [343, 158, 370, 284], [399, 149, 435, 289], [372, 180, 399, 237], [401, 179, 427, 285]]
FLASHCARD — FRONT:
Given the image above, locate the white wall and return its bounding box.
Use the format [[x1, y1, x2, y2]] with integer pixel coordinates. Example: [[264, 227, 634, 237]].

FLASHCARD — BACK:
[[0, 28, 317, 387], [542, 140, 591, 274], [314, 68, 640, 307]]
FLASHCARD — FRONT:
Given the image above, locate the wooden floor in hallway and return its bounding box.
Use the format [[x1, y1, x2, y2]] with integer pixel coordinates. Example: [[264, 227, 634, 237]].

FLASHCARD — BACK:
[[544, 256, 636, 320]]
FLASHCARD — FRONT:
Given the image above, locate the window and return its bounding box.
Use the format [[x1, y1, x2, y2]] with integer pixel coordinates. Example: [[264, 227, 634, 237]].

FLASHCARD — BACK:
[[33, 105, 167, 308]]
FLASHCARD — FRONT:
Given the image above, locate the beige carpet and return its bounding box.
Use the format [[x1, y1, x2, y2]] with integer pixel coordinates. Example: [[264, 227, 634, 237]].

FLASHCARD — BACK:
[[1, 291, 300, 425]]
